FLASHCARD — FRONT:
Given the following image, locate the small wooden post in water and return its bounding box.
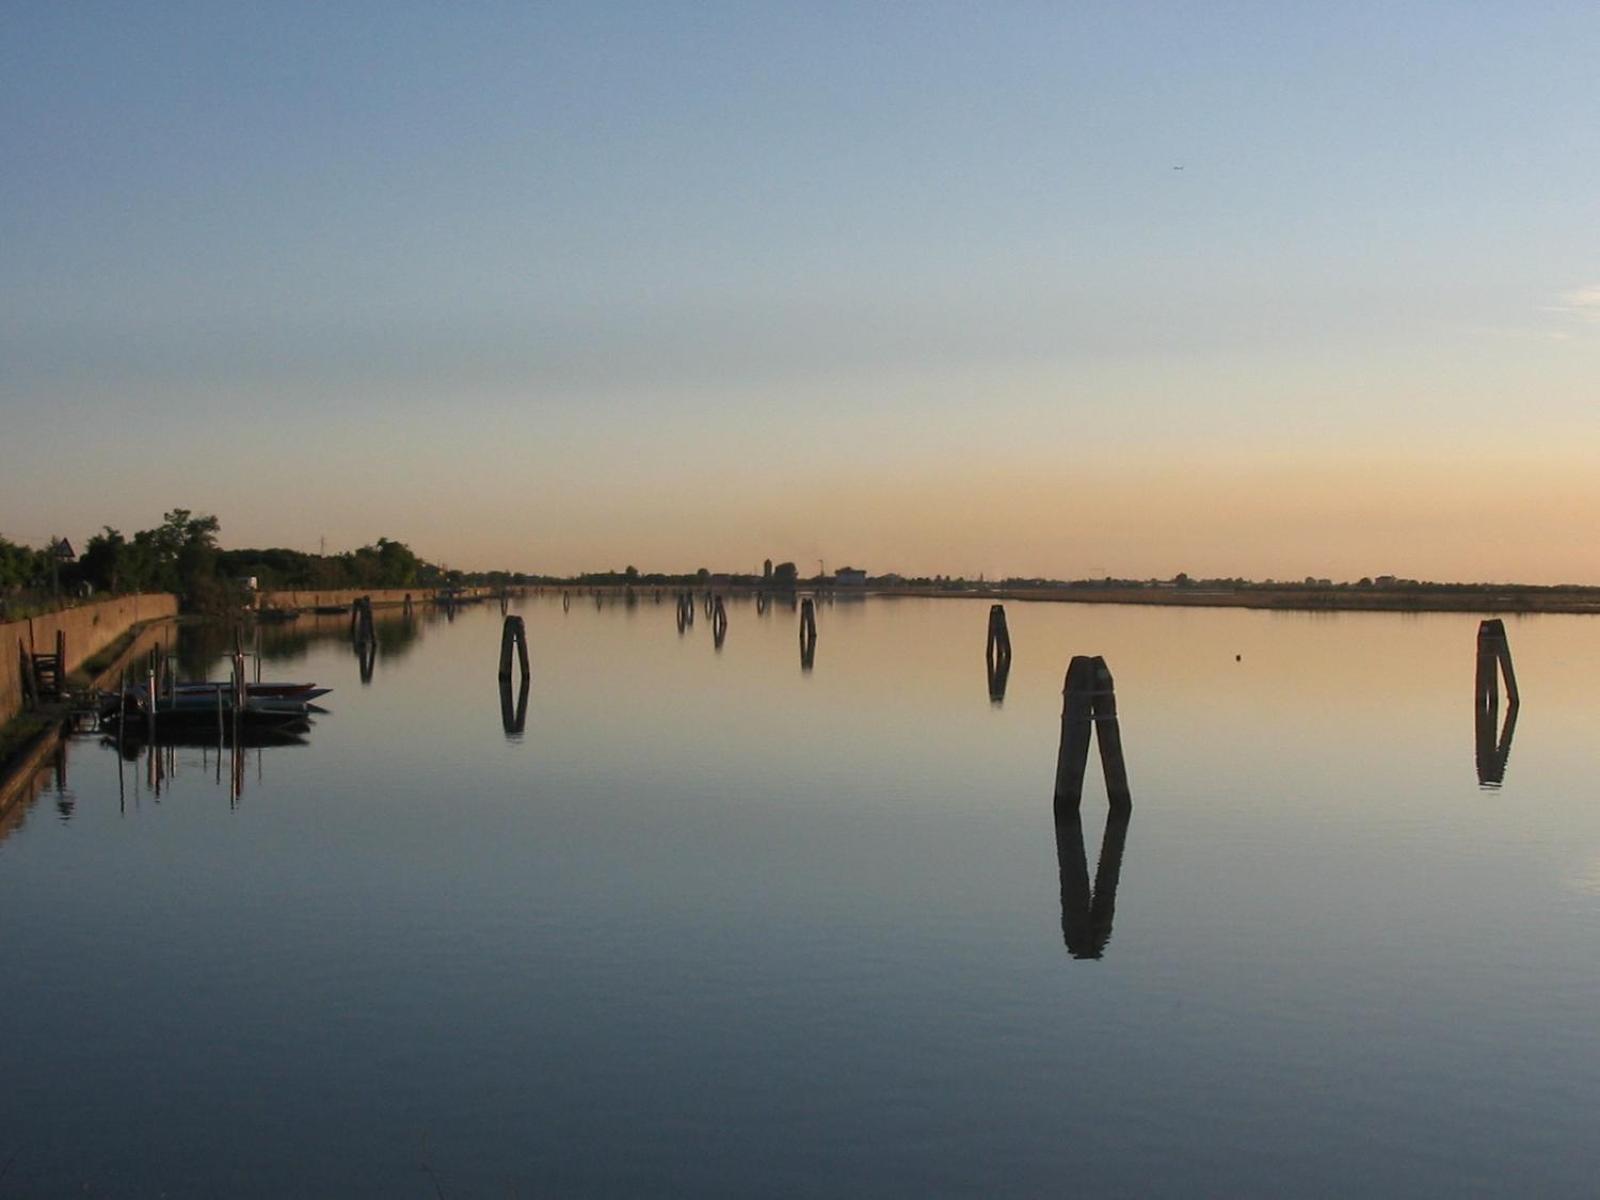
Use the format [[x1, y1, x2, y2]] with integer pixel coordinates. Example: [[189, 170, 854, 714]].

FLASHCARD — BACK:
[[711, 596, 729, 648], [498, 615, 530, 684], [798, 598, 818, 670], [1054, 655, 1132, 812], [985, 604, 1011, 664], [1475, 618, 1519, 708]]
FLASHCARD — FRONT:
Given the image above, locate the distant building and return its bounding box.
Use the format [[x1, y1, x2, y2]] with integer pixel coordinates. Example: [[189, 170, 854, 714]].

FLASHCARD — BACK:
[[1375, 575, 1397, 587], [834, 567, 867, 587]]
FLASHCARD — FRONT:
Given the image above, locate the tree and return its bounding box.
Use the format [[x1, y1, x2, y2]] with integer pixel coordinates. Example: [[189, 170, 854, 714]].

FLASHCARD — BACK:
[[80, 527, 128, 592]]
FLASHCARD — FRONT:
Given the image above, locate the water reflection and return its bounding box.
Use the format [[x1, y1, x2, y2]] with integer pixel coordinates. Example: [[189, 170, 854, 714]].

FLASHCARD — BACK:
[[1054, 804, 1131, 959], [799, 599, 817, 673], [499, 675, 530, 738], [985, 654, 1010, 703], [1473, 619, 1521, 789]]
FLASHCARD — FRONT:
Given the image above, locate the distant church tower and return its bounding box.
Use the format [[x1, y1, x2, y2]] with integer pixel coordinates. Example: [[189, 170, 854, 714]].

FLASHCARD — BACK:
[[763, 558, 773, 581]]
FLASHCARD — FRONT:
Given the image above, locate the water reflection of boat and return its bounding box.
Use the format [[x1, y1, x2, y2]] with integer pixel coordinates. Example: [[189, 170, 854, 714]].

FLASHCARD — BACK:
[[103, 722, 311, 752], [254, 608, 300, 623]]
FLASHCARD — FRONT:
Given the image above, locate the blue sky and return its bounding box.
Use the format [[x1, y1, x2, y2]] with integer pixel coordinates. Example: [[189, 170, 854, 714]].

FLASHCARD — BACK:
[[4, 3, 1598, 579]]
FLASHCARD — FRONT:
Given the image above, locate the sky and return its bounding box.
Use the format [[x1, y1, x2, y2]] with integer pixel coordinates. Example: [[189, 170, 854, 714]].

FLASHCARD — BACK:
[[3, 2, 1598, 582]]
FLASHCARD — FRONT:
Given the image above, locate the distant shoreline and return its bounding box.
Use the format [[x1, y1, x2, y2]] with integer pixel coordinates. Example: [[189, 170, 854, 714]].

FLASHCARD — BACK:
[[868, 585, 1600, 615]]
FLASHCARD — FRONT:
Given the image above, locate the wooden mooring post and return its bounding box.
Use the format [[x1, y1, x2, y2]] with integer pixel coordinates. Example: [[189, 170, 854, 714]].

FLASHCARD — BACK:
[[1474, 619, 1520, 787], [985, 605, 1012, 703], [498, 615, 530, 684], [350, 596, 376, 646], [1054, 655, 1132, 812], [562, 590, 571, 613], [985, 604, 1011, 664], [798, 598, 817, 670], [711, 596, 728, 649], [1474, 618, 1519, 709]]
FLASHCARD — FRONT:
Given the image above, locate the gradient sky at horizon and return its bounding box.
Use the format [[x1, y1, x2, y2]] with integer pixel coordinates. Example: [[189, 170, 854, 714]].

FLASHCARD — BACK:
[[4, 2, 1598, 582]]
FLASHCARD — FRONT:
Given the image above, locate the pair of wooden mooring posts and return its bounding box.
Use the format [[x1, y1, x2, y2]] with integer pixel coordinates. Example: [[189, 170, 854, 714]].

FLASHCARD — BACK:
[[986, 605, 1012, 702], [675, 590, 696, 632], [16, 630, 68, 707], [497, 615, 531, 736], [799, 598, 817, 670], [1475, 618, 1520, 788], [349, 596, 376, 646], [711, 595, 728, 649], [1052, 653, 1133, 959]]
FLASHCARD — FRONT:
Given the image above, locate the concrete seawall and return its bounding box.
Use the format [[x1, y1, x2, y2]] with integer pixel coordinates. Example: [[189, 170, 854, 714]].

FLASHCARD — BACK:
[[257, 586, 493, 610], [1, 594, 179, 725]]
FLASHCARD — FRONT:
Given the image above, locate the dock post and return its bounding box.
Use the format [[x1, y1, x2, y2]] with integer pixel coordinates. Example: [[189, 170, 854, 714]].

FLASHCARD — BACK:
[[712, 596, 728, 649], [351, 596, 376, 646], [1476, 619, 1519, 707], [1474, 620, 1521, 786], [1054, 655, 1132, 812], [985, 604, 1012, 703], [798, 598, 817, 670], [562, 590, 571, 613], [985, 604, 1011, 664], [498, 615, 530, 683]]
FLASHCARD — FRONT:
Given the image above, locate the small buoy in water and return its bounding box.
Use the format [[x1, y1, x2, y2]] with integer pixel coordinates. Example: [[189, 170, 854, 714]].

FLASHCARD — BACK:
[[1235, 654, 1241, 661]]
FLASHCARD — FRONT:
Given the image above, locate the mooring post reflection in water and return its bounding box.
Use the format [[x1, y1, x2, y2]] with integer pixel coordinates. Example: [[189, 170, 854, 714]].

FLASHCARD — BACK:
[[355, 638, 376, 685], [1055, 803, 1131, 959], [799, 598, 817, 672], [985, 604, 1013, 704], [1051, 654, 1133, 957], [712, 595, 728, 650], [499, 674, 530, 738], [1474, 619, 1521, 788]]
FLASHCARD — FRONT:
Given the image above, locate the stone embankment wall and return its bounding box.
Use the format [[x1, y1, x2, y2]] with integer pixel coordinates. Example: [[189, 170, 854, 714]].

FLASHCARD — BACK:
[[1, 594, 179, 725], [256, 586, 493, 610]]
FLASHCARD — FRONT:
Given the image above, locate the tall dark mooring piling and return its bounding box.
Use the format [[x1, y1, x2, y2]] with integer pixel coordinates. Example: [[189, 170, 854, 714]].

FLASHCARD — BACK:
[[498, 615, 530, 684], [562, 590, 571, 613], [1475, 618, 1519, 709], [1051, 653, 1133, 958], [985, 604, 1013, 703], [1474, 619, 1520, 787], [350, 596, 376, 646], [1054, 655, 1131, 811], [675, 590, 695, 632], [799, 598, 817, 670], [986, 604, 1011, 663], [712, 595, 728, 649]]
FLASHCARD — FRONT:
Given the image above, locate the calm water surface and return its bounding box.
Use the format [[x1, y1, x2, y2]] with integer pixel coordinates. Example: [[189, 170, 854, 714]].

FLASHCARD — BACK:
[[2, 595, 1597, 1197]]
